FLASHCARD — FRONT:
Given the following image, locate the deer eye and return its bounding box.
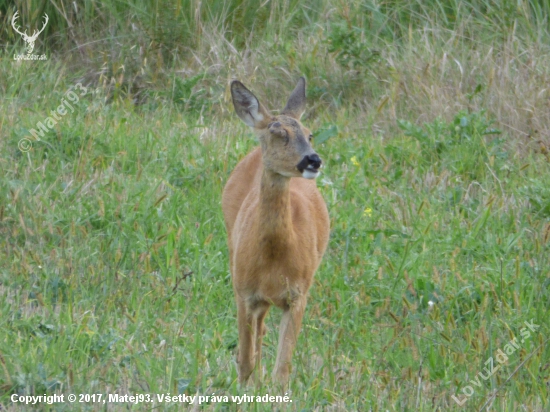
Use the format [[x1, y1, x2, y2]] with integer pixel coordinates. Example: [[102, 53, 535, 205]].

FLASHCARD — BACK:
[[275, 129, 288, 140], [309, 134, 313, 142], [269, 123, 288, 142], [282, 131, 290, 145]]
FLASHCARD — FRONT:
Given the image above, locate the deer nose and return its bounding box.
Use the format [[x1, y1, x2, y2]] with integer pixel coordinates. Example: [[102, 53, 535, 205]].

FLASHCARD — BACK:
[[307, 154, 322, 169], [297, 154, 322, 172]]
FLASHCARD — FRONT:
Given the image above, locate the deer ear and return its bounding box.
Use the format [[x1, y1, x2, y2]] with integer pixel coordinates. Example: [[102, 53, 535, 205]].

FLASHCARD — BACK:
[[231, 81, 270, 128], [282, 77, 306, 120]]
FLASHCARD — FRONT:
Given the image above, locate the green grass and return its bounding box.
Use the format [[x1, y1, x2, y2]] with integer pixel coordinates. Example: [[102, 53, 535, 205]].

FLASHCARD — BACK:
[[1, 0, 550, 410]]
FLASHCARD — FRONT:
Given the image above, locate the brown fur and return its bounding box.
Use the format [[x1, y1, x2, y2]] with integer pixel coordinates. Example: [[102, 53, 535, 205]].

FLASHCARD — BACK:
[[222, 78, 330, 384]]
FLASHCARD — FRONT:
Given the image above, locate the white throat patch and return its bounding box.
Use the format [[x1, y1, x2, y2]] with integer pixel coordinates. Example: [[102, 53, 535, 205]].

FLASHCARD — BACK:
[[302, 169, 319, 179]]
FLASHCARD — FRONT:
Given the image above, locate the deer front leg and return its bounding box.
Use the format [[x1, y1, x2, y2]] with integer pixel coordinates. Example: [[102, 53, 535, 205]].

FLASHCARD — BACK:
[[252, 302, 270, 386], [236, 296, 255, 384], [273, 297, 306, 384]]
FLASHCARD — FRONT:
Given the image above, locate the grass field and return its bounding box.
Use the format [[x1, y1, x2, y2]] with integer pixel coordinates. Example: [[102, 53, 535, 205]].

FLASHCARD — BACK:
[[1, 0, 550, 410]]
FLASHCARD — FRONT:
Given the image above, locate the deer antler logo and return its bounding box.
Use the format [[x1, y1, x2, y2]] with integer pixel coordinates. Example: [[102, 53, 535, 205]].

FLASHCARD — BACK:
[[12, 11, 49, 55]]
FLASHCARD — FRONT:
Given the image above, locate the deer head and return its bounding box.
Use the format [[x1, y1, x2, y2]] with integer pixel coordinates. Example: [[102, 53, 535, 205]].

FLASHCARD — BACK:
[[12, 11, 49, 55], [231, 78, 322, 180]]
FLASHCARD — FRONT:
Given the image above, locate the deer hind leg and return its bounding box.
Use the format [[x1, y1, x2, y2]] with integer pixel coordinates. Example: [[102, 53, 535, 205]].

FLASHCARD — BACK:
[[273, 296, 307, 384]]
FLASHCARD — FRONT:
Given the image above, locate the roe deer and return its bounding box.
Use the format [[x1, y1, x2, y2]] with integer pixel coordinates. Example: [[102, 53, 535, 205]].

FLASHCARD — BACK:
[[222, 77, 330, 384]]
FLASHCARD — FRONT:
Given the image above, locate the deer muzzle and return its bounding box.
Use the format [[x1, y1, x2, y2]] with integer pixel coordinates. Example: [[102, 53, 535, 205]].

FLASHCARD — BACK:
[[297, 153, 322, 179]]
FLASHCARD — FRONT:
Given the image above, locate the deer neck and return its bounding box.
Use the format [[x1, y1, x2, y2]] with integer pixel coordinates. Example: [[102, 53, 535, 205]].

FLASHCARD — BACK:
[[257, 169, 295, 255]]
